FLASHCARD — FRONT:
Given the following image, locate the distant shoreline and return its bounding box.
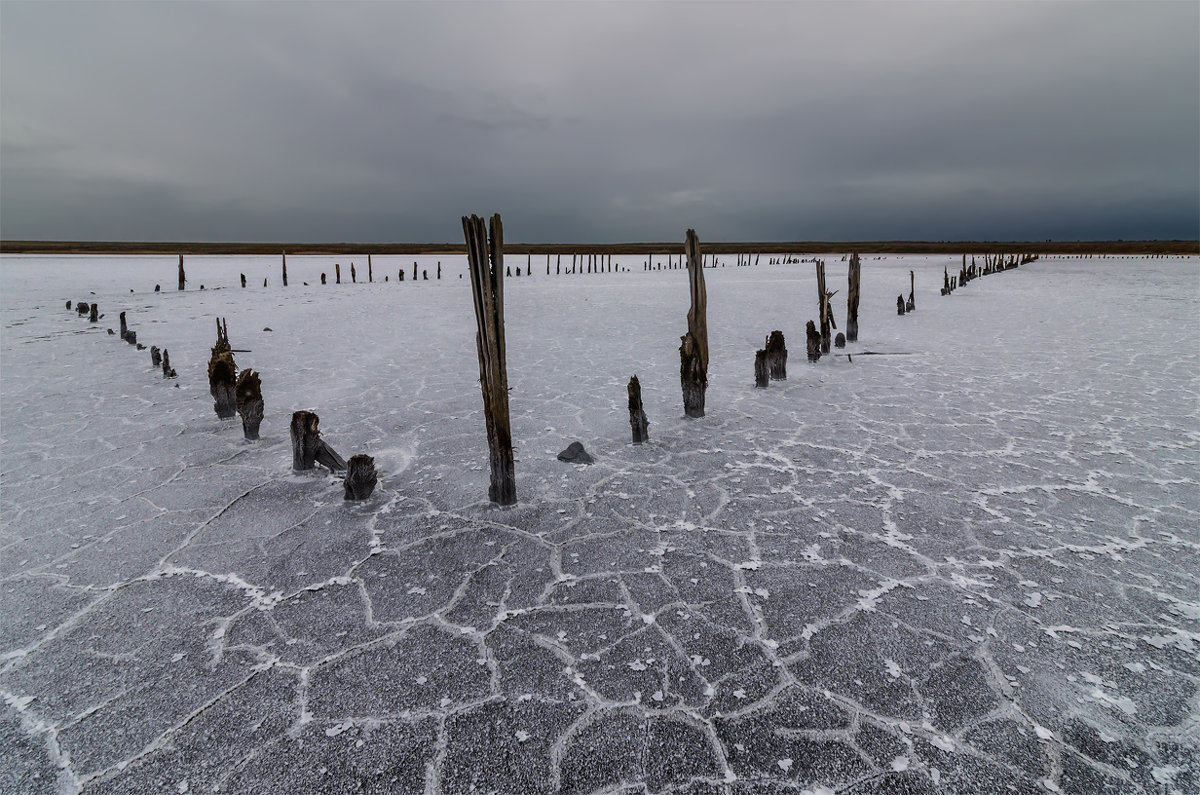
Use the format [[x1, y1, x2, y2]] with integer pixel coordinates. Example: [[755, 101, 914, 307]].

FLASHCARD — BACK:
[[1, 239, 1196, 256]]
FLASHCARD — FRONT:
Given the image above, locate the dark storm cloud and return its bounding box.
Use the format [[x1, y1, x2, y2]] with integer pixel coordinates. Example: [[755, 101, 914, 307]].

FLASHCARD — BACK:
[[2, 1, 1196, 242]]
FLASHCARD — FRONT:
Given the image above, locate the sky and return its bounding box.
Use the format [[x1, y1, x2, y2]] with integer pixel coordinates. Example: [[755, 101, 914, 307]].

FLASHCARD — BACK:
[[1, 1, 1197, 244]]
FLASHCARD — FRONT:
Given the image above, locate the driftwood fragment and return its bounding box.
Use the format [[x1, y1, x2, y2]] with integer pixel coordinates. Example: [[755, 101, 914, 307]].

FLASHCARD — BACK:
[[806, 320, 822, 362], [463, 213, 517, 505], [754, 349, 769, 388], [235, 369, 263, 440], [344, 455, 378, 500], [765, 330, 787, 380], [679, 229, 709, 418], [289, 411, 347, 471], [846, 252, 861, 342], [628, 375, 649, 444]]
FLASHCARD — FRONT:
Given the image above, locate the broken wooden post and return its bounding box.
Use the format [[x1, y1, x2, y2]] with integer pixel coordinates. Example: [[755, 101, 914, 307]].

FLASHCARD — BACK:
[[150, 346, 161, 367], [806, 320, 822, 362], [423, 269, 428, 280], [766, 330, 787, 380], [463, 213, 517, 505], [628, 375, 649, 444], [235, 369, 263, 440], [178, 254, 185, 291], [816, 260, 832, 352], [437, 262, 442, 279], [88, 303, 98, 323], [321, 273, 326, 285], [335, 263, 341, 284], [368, 254, 373, 283], [208, 319, 237, 418], [398, 268, 405, 281], [351, 263, 357, 283], [897, 295, 906, 315], [413, 262, 418, 281], [754, 349, 769, 388], [344, 455, 377, 500], [119, 312, 129, 341], [161, 348, 176, 378], [282, 252, 288, 287], [846, 252, 861, 342], [289, 410, 347, 471], [679, 228, 709, 418], [907, 270, 915, 312]]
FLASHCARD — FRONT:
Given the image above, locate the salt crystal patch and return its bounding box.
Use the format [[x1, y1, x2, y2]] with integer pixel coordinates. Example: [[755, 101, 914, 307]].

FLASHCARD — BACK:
[[1034, 725, 1054, 740], [515, 730, 530, 743], [891, 756, 909, 772], [885, 659, 902, 679], [777, 758, 793, 772]]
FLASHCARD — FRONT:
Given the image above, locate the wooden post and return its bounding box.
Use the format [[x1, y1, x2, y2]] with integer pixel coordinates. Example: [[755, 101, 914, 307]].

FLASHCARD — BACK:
[[846, 252, 861, 342], [897, 295, 906, 315], [208, 319, 237, 419], [907, 270, 915, 311], [161, 349, 177, 378], [282, 252, 288, 287], [368, 254, 373, 283], [628, 375, 649, 444], [321, 273, 326, 285], [805, 320, 822, 362], [336, 263, 341, 284], [235, 369, 263, 440], [754, 349, 769, 388], [351, 263, 357, 283], [816, 260, 834, 353], [679, 229, 709, 418], [413, 262, 418, 281], [344, 455, 378, 500], [290, 410, 347, 471], [462, 213, 517, 505], [398, 268, 404, 281], [178, 254, 185, 291], [119, 311, 128, 340], [765, 330, 787, 380], [88, 303, 98, 323], [438, 262, 442, 279], [556, 254, 561, 274], [150, 346, 161, 367]]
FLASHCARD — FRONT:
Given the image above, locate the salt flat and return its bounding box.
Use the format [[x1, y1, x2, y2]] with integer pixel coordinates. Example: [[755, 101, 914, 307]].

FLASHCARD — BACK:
[[1, 250, 1197, 794]]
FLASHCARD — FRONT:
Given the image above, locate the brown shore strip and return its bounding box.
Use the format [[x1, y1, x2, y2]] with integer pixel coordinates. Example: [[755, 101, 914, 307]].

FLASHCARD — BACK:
[[2, 239, 1196, 256]]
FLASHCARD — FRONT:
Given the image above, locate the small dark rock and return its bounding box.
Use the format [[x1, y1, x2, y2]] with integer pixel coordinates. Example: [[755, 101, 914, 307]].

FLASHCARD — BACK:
[[263, 327, 272, 332], [107, 329, 115, 335], [557, 441, 594, 465]]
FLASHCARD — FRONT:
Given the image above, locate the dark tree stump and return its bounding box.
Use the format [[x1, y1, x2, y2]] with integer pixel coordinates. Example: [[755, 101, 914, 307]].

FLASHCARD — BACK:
[[754, 349, 769, 388], [834, 332, 845, 348], [422, 270, 427, 280], [290, 411, 347, 471], [125, 330, 137, 346], [66, 300, 72, 310], [628, 375, 649, 444], [344, 455, 378, 500], [897, 295, 906, 315], [765, 330, 787, 380], [151, 346, 161, 366], [155, 284, 161, 292], [806, 320, 822, 362], [77, 302, 88, 316], [557, 441, 594, 464], [321, 273, 326, 284], [162, 349, 177, 378], [89, 303, 98, 323], [398, 269, 405, 281], [463, 213, 517, 505], [235, 369, 263, 440], [679, 229, 709, 418]]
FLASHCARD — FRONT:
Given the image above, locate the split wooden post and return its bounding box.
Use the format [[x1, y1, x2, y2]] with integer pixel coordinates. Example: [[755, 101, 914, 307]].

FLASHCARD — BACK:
[[208, 319, 237, 419], [805, 320, 822, 362], [235, 369, 264, 440], [679, 228, 709, 418], [178, 254, 185, 291], [289, 410, 347, 471], [754, 349, 769, 388], [907, 270, 915, 312], [344, 455, 378, 500], [462, 213, 517, 505], [282, 252, 288, 287], [846, 252, 861, 342], [816, 260, 837, 353], [765, 330, 787, 380], [628, 375, 649, 444]]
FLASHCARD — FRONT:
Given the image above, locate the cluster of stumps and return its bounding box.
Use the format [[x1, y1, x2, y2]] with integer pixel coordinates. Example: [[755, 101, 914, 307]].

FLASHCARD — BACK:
[[67, 299, 178, 378]]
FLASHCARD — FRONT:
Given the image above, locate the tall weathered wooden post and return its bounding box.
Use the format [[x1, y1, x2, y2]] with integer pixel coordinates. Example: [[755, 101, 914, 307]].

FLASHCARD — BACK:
[[816, 260, 830, 352], [907, 270, 915, 312], [368, 254, 373, 283], [765, 330, 787, 380], [679, 229, 709, 418], [282, 252, 288, 287], [628, 375, 649, 444], [463, 213, 517, 506], [177, 254, 186, 291], [208, 318, 237, 419], [235, 369, 263, 440], [846, 252, 861, 342]]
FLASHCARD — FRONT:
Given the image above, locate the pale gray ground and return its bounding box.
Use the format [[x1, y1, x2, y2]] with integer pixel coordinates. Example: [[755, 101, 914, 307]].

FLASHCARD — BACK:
[[1, 252, 1197, 794]]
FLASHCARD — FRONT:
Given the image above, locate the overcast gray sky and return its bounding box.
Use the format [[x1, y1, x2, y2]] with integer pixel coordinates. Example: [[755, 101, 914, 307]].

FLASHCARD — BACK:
[[2, 1, 1197, 243]]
